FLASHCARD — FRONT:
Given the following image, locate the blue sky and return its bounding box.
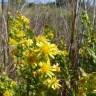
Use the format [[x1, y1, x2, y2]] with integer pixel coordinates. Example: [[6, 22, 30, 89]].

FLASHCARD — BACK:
[[0, 0, 56, 3], [0, 0, 95, 4], [28, 0, 55, 3]]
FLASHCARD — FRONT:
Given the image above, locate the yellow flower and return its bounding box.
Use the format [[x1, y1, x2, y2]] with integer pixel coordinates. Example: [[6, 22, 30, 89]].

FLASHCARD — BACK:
[[36, 35, 49, 44], [47, 77, 61, 90], [20, 39, 33, 47], [16, 30, 25, 38], [11, 81, 16, 86], [21, 15, 29, 23], [9, 38, 17, 46], [23, 50, 30, 57], [41, 44, 50, 55], [39, 62, 51, 73], [52, 63, 60, 72], [15, 20, 22, 28], [3, 90, 13, 96], [38, 42, 58, 58], [46, 32, 54, 40], [39, 61, 54, 77]]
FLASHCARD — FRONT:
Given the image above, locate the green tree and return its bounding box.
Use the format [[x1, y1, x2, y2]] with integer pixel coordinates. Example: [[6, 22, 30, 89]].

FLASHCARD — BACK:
[[56, 0, 66, 6]]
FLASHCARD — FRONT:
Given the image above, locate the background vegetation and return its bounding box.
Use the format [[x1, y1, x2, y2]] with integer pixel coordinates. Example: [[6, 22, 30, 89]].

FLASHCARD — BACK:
[[0, 0, 96, 96]]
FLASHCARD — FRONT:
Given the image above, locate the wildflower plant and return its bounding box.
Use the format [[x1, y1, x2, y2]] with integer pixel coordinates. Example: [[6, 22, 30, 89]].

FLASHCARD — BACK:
[[0, 72, 17, 96], [8, 12, 61, 96]]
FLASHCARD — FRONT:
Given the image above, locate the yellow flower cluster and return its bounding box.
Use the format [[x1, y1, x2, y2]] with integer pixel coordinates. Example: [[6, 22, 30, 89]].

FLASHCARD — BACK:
[[15, 20, 22, 28], [9, 13, 61, 91], [10, 81, 16, 87], [3, 90, 13, 96], [16, 30, 25, 38], [9, 38, 17, 46], [46, 77, 61, 90], [36, 35, 49, 43], [20, 15, 30, 24], [36, 35, 59, 58], [38, 62, 61, 90], [39, 61, 51, 74], [20, 39, 33, 47], [52, 63, 60, 72], [9, 12, 30, 47], [39, 61, 60, 75]]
